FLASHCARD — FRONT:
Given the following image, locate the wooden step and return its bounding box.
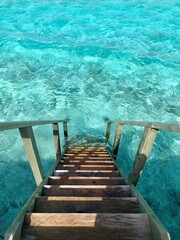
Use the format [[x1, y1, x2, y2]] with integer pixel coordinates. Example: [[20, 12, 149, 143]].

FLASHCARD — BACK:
[[66, 150, 108, 154], [62, 156, 111, 160], [48, 176, 125, 185], [67, 147, 107, 151], [22, 213, 152, 240], [34, 196, 139, 213], [56, 164, 116, 170], [59, 160, 113, 165], [64, 153, 109, 157], [67, 149, 107, 153], [42, 185, 131, 197], [53, 170, 121, 177], [68, 147, 106, 150]]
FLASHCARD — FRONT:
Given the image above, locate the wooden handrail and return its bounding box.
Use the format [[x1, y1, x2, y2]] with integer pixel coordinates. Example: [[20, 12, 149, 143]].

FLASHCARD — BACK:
[[0, 119, 69, 131], [0, 119, 69, 186], [104, 118, 180, 133], [104, 118, 180, 186]]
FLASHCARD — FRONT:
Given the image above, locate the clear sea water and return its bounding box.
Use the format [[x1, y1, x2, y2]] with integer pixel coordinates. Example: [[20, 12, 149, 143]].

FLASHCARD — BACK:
[[0, 0, 180, 239]]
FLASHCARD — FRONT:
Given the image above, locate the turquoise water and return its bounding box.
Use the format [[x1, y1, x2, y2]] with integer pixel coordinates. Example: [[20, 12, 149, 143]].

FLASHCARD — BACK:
[[0, 0, 180, 239]]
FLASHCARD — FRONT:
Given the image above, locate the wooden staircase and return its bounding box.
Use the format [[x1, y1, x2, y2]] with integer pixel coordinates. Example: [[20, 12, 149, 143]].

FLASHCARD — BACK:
[[21, 146, 153, 240]]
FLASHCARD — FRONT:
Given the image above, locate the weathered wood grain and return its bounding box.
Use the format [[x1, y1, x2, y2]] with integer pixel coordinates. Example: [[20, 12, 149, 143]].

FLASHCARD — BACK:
[[64, 153, 109, 157], [0, 119, 68, 131], [56, 164, 116, 170], [34, 196, 139, 213], [48, 176, 125, 185], [59, 160, 113, 165], [66, 150, 108, 154], [105, 119, 180, 133], [53, 170, 121, 177], [42, 185, 131, 197], [129, 127, 158, 185], [22, 213, 152, 240], [19, 126, 44, 186], [62, 156, 111, 160], [68, 147, 106, 150]]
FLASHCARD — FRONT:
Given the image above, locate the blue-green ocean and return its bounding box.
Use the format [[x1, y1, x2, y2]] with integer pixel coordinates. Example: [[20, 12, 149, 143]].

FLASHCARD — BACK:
[[0, 0, 180, 239]]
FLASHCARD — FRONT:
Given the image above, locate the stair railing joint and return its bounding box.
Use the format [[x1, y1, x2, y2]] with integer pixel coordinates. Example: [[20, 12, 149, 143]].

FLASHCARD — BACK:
[[104, 118, 179, 185]]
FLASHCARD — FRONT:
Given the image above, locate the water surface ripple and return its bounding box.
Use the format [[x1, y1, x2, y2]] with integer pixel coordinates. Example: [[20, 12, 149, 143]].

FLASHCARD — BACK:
[[0, 0, 180, 239]]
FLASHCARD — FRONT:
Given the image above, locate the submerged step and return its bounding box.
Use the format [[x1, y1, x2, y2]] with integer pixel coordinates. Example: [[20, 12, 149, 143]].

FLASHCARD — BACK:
[[48, 176, 125, 185], [34, 196, 139, 213], [53, 170, 121, 177], [42, 185, 131, 197], [22, 213, 152, 240]]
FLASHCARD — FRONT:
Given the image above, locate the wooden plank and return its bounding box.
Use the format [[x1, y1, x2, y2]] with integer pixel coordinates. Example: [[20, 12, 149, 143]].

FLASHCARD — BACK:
[[22, 213, 152, 240], [48, 176, 125, 185], [64, 153, 109, 158], [113, 124, 123, 159], [129, 127, 158, 185], [87, 156, 111, 160], [34, 196, 139, 213], [53, 170, 121, 177], [68, 147, 106, 150], [42, 185, 131, 197], [56, 164, 116, 170], [59, 160, 113, 165], [62, 156, 111, 160], [0, 119, 68, 131], [52, 123, 61, 160], [66, 150, 108, 154], [105, 120, 180, 133], [19, 126, 44, 186]]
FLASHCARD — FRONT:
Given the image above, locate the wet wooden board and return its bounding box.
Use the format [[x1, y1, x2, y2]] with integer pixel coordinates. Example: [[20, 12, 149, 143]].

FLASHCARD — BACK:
[[56, 164, 117, 170], [22, 213, 152, 240], [59, 160, 113, 165], [62, 156, 112, 160], [42, 185, 131, 197], [64, 153, 110, 157], [34, 196, 139, 213], [48, 176, 125, 185], [53, 170, 121, 177], [19, 146, 154, 240]]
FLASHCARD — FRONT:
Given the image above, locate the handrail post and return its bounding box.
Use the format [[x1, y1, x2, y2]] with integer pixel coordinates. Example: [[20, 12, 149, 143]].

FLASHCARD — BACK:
[[52, 123, 61, 160], [129, 127, 158, 186], [19, 126, 44, 186], [63, 121, 68, 138], [105, 122, 111, 144], [113, 124, 123, 159]]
